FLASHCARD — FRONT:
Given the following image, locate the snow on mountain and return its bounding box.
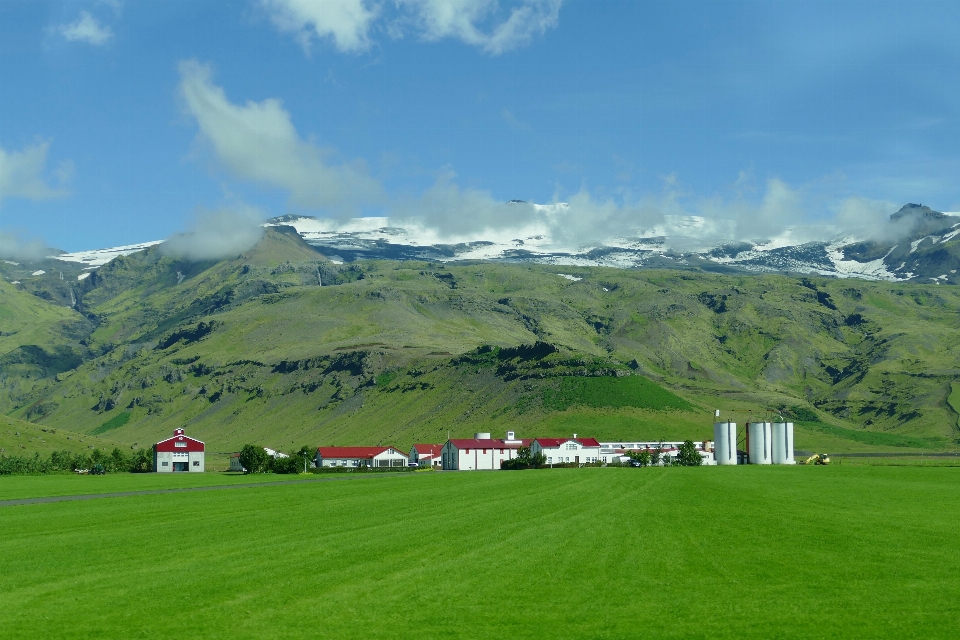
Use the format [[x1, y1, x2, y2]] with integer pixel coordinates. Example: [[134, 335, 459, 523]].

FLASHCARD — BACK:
[[53, 240, 163, 267], [46, 203, 959, 284]]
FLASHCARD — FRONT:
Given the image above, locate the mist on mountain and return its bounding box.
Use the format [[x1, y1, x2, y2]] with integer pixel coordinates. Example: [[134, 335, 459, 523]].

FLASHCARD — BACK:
[[0, 230, 48, 262], [159, 207, 264, 261]]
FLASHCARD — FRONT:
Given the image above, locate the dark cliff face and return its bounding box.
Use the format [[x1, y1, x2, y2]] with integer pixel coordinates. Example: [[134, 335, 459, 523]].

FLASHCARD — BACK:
[[889, 203, 956, 238]]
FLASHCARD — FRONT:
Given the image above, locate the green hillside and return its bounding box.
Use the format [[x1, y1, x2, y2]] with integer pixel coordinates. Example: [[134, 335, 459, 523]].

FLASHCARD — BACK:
[[3, 228, 960, 454]]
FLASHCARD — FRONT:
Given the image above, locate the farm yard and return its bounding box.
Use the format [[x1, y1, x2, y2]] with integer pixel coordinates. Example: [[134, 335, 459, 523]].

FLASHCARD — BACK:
[[2, 466, 959, 639]]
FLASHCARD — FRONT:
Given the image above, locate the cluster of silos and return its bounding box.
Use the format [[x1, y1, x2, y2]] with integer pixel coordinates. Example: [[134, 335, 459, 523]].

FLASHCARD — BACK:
[[712, 419, 795, 465]]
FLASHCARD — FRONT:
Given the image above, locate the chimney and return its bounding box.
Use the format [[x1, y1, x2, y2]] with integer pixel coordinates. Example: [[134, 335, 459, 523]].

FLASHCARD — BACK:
[[573, 433, 577, 439]]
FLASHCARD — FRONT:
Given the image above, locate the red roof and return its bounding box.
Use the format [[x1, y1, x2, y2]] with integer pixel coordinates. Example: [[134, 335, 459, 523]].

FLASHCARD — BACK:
[[447, 438, 533, 449], [154, 428, 205, 452], [316, 446, 404, 459], [533, 437, 601, 448], [413, 444, 443, 457]]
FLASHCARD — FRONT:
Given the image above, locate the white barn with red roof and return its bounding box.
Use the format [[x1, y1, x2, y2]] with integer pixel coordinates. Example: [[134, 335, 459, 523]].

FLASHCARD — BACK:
[[409, 444, 443, 467], [154, 428, 204, 472], [315, 446, 409, 468], [531, 435, 601, 465], [441, 431, 532, 471]]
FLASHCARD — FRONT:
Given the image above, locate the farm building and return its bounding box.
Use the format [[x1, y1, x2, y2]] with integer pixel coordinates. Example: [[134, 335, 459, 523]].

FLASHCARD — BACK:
[[531, 436, 602, 465], [315, 446, 409, 468], [441, 432, 532, 471], [154, 428, 204, 472], [600, 440, 714, 453], [409, 444, 443, 467]]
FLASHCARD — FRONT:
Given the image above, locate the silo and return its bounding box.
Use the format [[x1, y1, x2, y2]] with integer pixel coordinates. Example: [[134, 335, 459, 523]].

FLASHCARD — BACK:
[[747, 422, 772, 464], [771, 422, 795, 464], [713, 422, 737, 465]]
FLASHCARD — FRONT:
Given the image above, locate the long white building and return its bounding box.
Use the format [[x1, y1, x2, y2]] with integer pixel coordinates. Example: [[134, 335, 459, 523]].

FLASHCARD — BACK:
[[441, 432, 531, 470], [531, 437, 601, 465]]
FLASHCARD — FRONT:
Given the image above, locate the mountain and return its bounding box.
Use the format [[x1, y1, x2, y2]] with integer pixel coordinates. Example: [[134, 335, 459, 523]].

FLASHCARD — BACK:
[[262, 203, 960, 284], [2, 227, 959, 461]]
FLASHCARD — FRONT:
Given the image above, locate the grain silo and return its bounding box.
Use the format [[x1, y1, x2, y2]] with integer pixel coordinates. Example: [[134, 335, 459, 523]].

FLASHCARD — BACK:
[[747, 422, 772, 464], [713, 421, 737, 465], [771, 422, 795, 464]]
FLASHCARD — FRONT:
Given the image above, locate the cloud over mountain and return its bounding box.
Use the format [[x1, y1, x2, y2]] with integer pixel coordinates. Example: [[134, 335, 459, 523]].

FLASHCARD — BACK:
[[160, 207, 265, 261], [178, 60, 383, 212]]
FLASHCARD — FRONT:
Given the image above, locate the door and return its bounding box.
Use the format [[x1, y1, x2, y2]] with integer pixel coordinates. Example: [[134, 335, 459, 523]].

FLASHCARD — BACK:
[[575, 456, 580, 464]]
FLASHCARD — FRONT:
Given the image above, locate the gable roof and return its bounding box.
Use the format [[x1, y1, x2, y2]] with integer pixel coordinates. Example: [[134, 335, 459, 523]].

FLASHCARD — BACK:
[[316, 446, 404, 459], [413, 444, 443, 457], [154, 428, 205, 452], [533, 437, 601, 448]]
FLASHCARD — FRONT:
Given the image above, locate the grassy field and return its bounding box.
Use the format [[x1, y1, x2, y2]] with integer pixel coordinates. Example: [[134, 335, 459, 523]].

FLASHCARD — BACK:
[[2, 467, 959, 639]]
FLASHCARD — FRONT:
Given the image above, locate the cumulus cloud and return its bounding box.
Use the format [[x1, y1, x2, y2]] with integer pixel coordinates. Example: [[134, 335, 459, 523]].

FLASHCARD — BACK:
[[261, 0, 377, 53], [0, 141, 70, 202], [0, 231, 48, 262], [399, 0, 562, 55], [178, 60, 382, 212], [160, 207, 265, 261], [57, 10, 114, 45], [262, 0, 562, 55]]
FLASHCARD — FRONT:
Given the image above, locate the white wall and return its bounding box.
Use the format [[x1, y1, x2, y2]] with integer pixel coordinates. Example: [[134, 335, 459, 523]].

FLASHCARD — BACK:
[[533, 441, 601, 465]]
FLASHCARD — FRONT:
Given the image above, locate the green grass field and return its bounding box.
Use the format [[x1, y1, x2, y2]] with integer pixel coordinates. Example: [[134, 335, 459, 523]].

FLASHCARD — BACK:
[[2, 467, 959, 639]]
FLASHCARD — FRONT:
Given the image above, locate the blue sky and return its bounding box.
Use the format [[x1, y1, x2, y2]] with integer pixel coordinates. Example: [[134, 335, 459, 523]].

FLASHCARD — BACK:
[[1, 0, 959, 251]]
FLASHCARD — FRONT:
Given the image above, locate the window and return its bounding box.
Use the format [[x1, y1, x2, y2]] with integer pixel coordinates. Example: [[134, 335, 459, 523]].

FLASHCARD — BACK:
[[175, 442, 187, 448], [548, 457, 552, 463], [465, 449, 470, 454], [483, 449, 488, 454], [566, 443, 577, 450], [499, 449, 504, 454], [192, 460, 200, 466], [161, 461, 169, 466]]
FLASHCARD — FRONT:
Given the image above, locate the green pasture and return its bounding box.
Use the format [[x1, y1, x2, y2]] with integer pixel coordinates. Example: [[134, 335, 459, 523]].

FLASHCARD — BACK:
[[2, 467, 959, 639], [0, 471, 303, 501]]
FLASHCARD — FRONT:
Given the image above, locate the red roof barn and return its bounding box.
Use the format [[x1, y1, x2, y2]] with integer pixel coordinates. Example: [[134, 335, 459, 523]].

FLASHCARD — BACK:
[[154, 428, 205, 473]]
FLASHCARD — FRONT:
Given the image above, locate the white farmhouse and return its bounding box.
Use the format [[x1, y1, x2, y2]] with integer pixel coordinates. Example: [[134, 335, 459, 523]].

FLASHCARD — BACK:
[[531, 436, 601, 465], [441, 432, 531, 471], [315, 446, 409, 468]]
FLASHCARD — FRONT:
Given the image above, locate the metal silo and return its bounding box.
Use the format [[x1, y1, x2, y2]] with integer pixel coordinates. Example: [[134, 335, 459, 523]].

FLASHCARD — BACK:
[[713, 422, 737, 465], [747, 422, 772, 464], [772, 422, 795, 464]]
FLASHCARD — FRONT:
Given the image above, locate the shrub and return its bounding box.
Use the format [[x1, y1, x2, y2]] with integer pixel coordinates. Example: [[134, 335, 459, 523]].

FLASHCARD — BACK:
[[238, 444, 269, 474], [675, 440, 704, 466]]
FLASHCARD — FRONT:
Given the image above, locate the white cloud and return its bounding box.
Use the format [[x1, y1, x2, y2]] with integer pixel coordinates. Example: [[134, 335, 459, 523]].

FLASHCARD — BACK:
[[178, 60, 382, 211], [262, 0, 563, 55], [57, 10, 114, 46], [0, 141, 69, 202], [400, 0, 562, 55], [0, 231, 47, 262], [160, 206, 266, 261], [261, 0, 378, 53]]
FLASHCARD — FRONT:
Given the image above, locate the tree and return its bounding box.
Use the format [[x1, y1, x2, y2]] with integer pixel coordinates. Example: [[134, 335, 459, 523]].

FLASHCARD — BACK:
[[238, 444, 269, 474], [675, 440, 704, 466], [270, 455, 299, 474], [293, 446, 315, 473], [109, 448, 128, 473], [649, 443, 663, 467], [130, 448, 153, 473], [626, 449, 652, 466]]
